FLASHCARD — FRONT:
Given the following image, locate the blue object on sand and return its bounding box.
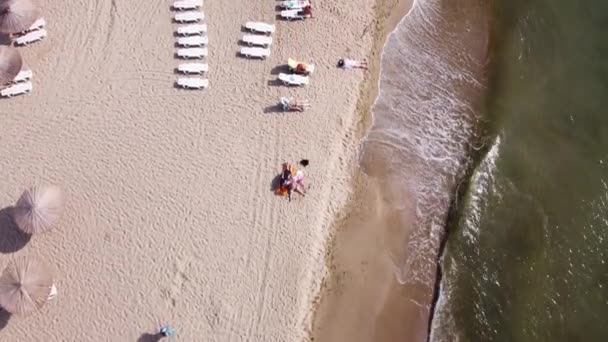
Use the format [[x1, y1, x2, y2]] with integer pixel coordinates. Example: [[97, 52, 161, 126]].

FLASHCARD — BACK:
[[159, 325, 176, 337]]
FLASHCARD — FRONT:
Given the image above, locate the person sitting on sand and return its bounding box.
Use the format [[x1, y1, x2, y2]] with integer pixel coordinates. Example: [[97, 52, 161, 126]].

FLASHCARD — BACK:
[[337, 58, 368, 70], [280, 163, 294, 188], [280, 162, 295, 201], [278, 162, 307, 202], [292, 170, 307, 197]]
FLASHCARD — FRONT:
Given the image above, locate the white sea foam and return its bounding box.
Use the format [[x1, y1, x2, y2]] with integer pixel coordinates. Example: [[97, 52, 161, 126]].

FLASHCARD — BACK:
[[361, 0, 488, 288]]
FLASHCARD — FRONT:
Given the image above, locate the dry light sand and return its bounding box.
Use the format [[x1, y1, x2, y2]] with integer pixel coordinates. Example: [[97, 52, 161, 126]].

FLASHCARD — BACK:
[[0, 0, 377, 340]]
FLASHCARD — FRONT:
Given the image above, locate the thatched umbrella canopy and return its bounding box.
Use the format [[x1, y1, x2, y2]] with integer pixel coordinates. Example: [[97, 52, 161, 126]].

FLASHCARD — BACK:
[[0, 45, 22, 85], [0, 0, 39, 34], [13, 185, 64, 234], [0, 256, 53, 315]]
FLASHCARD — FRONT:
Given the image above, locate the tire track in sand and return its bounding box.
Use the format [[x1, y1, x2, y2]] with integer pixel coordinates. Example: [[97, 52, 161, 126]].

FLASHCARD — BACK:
[[225, 125, 267, 341], [245, 103, 283, 340]]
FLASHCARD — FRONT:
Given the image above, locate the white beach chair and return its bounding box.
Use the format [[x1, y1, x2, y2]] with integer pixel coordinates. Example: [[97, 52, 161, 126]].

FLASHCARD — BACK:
[[243, 22, 275, 35], [280, 9, 306, 21], [47, 284, 57, 301], [13, 29, 47, 46], [25, 18, 46, 33], [176, 47, 208, 59], [176, 77, 209, 89], [278, 73, 309, 86], [177, 63, 208, 74], [174, 11, 204, 23], [240, 47, 271, 59], [1, 81, 32, 98], [279, 0, 310, 10], [12, 69, 32, 83], [173, 0, 203, 10], [176, 24, 207, 36], [242, 34, 272, 48], [177, 36, 208, 47]]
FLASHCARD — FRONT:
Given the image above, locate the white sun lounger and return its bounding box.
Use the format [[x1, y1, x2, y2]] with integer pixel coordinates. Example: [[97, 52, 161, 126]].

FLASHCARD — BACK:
[[177, 36, 208, 47], [173, 0, 203, 10], [176, 77, 208, 89], [24, 18, 46, 33], [176, 24, 207, 36], [240, 47, 271, 59], [48, 284, 57, 301], [1, 81, 32, 97], [176, 47, 208, 59], [244, 22, 275, 35], [278, 73, 309, 86], [177, 63, 208, 74], [242, 34, 272, 48], [279, 0, 310, 9], [280, 9, 306, 21], [174, 11, 204, 23], [13, 69, 32, 83], [13, 29, 47, 46]]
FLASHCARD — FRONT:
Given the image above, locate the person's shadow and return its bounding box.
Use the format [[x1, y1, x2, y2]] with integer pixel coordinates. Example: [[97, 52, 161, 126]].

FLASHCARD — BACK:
[[137, 332, 163, 342], [0, 207, 31, 254], [270, 174, 282, 194]]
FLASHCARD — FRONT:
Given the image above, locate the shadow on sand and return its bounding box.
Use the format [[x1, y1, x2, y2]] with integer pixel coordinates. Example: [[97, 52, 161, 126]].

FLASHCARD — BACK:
[[270, 64, 289, 75], [263, 104, 285, 114], [137, 332, 163, 342], [0, 207, 31, 254], [0, 34, 11, 46], [0, 309, 11, 331]]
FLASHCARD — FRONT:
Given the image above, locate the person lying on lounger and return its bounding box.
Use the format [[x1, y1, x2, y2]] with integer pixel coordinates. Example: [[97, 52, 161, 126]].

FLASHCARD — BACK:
[[337, 58, 368, 70]]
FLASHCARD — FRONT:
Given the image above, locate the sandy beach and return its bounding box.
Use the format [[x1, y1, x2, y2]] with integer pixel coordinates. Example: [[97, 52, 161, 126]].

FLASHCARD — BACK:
[[311, 1, 426, 341], [0, 0, 377, 340]]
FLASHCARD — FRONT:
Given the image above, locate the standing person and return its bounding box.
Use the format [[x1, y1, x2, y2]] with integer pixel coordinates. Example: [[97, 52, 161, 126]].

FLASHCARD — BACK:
[[337, 58, 368, 70]]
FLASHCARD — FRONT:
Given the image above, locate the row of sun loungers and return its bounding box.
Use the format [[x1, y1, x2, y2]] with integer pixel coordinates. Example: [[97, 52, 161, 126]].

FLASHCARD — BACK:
[[12, 18, 47, 46], [239, 22, 275, 59], [2, 17, 46, 99], [1, 81, 32, 98], [172, 2, 208, 89], [1, 69, 33, 98]]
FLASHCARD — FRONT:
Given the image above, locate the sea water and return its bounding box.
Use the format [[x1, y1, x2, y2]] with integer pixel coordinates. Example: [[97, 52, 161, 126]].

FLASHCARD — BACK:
[[431, 0, 608, 341]]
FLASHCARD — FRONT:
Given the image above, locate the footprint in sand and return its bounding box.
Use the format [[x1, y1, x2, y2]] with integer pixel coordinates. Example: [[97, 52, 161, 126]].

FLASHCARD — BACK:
[[161, 257, 191, 307]]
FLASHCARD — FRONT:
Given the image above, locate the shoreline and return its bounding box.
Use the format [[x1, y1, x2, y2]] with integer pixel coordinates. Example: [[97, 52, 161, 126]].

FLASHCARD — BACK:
[[311, 0, 493, 340], [311, 0, 418, 341]]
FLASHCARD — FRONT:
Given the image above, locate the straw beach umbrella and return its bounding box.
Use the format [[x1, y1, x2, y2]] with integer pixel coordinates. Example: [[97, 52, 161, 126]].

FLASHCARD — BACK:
[[0, 256, 53, 315], [0, 45, 22, 85], [0, 0, 39, 34], [13, 185, 64, 234]]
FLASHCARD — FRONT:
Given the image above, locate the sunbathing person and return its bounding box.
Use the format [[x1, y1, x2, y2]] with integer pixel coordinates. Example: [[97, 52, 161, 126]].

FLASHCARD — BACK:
[[337, 58, 368, 70]]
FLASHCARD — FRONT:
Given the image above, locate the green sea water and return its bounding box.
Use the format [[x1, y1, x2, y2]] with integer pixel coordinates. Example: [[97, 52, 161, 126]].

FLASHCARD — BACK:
[[435, 0, 608, 340]]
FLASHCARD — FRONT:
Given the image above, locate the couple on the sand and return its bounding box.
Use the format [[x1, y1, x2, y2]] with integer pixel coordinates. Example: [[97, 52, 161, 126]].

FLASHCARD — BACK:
[[278, 161, 307, 202]]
